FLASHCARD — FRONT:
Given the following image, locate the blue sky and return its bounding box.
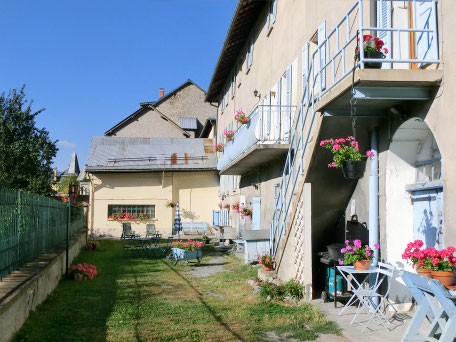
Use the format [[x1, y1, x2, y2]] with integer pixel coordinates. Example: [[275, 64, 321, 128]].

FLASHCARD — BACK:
[[0, 0, 236, 171]]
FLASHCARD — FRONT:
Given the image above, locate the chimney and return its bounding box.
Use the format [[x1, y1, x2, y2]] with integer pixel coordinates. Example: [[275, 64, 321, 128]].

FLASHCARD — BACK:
[[53, 168, 57, 181], [159, 88, 164, 98]]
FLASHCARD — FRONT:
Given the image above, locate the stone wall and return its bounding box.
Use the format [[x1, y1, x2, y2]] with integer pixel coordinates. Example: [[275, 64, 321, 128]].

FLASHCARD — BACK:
[[0, 230, 86, 342]]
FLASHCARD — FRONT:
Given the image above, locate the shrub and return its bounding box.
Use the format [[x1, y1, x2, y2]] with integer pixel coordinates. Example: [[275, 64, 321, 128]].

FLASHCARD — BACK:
[[259, 281, 284, 300], [284, 279, 304, 300]]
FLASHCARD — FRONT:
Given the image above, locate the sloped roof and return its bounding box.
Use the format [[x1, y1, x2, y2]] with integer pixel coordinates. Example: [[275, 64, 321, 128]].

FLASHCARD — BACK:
[[205, 0, 266, 102], [68, 152, 80, 175], [86, 137, 217, 172], [105, 79, 206, 136]]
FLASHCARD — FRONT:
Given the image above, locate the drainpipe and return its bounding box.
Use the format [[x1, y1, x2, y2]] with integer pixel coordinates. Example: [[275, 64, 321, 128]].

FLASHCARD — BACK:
[[369, 129, 379, 265]]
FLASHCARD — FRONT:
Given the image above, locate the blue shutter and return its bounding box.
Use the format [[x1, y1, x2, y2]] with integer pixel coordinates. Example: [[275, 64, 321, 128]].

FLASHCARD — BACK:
[[377, 0, 392, 68], [220, 209, 230, 226], [415, 1, 438, 66], [272, 0, 277, 23], [318, 21, 326, 90], [301, 43, 309, 97], [213, 210, 220, 227], [252, 197, 261, 230]]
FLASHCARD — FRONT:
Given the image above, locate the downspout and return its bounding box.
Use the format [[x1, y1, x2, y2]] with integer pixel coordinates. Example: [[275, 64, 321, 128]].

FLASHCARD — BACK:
[[369, 129, 379, 265]]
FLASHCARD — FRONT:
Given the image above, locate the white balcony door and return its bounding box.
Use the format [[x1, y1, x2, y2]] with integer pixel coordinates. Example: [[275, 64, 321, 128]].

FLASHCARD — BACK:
[[415, 1, 438, 67], [377, 0, 392, 69], [273, 78, 282, 143]]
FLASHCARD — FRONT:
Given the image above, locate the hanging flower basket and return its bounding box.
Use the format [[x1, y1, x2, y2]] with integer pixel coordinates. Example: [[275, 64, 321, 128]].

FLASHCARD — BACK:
[[224, 130, 235, 141], [342, 160, 366, 179], [320, 136, 374, 180], [235, 110, 250, 125]]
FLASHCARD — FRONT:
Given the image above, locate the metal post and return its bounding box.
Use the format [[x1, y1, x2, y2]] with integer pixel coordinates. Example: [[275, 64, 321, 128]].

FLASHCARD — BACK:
[[66, 201, 70, 276], [369, 129, 379, 265], [370, 0, 377, 37], [358, 0, 365, 69]]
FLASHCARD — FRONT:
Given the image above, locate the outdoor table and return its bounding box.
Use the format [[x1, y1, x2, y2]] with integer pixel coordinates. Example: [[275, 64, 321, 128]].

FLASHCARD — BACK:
[[336, 265, 380, 315], [126, 237, 167, 257]]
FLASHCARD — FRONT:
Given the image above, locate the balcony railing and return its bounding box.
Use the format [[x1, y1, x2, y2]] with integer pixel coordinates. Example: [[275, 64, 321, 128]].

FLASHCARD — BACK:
[[217, 105, 297, 172], [270, 0, 440, 256]]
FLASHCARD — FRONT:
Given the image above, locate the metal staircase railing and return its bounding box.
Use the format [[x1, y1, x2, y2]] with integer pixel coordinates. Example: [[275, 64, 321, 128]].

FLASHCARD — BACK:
[[269, 0, 440, 256]]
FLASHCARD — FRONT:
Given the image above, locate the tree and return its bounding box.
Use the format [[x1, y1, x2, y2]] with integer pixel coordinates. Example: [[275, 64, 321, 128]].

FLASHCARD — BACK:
[[57, 175, 78, 194], [0, 86, 58, 196]]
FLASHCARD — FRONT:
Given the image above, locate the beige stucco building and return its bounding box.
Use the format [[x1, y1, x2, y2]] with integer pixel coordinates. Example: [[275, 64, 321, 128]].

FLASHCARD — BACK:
[[207, 0, 452, 302], [86, 137, 219, 237], [86, 81, 219, 237]]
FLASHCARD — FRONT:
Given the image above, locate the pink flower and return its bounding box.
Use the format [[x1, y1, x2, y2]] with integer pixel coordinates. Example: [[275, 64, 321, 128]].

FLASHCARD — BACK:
[[366, 150, 375, 158], [333, 144, 341, 150], [320, 140, 327, 146], [374, 243, 380, 249], [345, 240, 349, 244], [339, 260, 344, 265]]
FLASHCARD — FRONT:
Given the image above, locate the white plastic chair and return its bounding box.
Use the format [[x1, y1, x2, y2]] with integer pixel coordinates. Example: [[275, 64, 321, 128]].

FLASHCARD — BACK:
[[351, 262, 397, 332], [402, 271, 456, 342]]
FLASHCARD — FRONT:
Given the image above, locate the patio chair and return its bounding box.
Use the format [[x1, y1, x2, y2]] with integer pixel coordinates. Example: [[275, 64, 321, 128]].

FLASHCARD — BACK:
[[145, 224, 162, 238], [121, 222, 138, 239], [401, 271, 456, 342], [351, 262, 397, 332]]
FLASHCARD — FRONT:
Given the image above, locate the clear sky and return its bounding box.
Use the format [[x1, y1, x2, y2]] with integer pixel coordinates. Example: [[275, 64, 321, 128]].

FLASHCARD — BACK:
[[0, 0, 236, 172]]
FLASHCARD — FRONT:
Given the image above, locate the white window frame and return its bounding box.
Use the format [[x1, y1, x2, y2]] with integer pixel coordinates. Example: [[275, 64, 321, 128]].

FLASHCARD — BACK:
[[266, 0, 277, 36], [108, 204, 155, 219], [245, 37, 254, 73]]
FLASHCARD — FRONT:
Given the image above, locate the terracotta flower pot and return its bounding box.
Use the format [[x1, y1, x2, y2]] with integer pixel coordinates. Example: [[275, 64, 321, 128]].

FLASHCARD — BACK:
[[227, 136, 233, 141], [431, 270, 455, 286], [354, 260, 372, 270], [263, 264, 274, 271], [416, 267, 432, 278], [242, 117, 250, 124]]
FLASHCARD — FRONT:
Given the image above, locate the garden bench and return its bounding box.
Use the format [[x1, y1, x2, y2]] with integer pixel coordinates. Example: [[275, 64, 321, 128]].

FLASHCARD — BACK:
[[401, 271, 456, 342], [181, 222, 207, 234]]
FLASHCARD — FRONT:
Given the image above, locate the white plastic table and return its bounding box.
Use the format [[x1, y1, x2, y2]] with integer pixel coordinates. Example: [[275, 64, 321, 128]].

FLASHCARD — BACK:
[[336, 265, 380, 315]]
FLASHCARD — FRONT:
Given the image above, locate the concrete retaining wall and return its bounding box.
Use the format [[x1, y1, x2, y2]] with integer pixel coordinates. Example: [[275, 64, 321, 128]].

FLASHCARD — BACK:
[[0, 230, 87, 342]]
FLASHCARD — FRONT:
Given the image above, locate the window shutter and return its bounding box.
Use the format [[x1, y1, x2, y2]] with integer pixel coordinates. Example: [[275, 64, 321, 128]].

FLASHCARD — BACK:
[[415, 1, 438, 66], [248, 39, 254, 67], [272, 0, 277, 23], [213, 210, 220, 227], [301, 43, 309, 97], [377, 0, 392, 68], [284, 65, 292, 141], [252, 197, 261, 230], [266, 6, 271, 30], [318, 21, 326, 90], [275, 78, 282, 141]]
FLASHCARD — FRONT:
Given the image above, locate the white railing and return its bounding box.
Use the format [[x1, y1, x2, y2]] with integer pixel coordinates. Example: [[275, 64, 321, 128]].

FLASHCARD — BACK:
[[270, 0, 440, 256], [217, 105, 296, 171]]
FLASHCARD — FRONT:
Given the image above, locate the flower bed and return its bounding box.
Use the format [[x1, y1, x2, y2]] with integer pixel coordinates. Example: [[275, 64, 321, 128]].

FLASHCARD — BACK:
[[87, 241, 100, 251]]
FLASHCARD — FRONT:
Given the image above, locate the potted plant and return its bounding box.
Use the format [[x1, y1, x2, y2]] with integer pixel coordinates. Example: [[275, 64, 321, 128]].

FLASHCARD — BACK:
[[241, 207, 252, 219], [231, 202, 240, 213], [166, 200, 177, 208], [171, 239, 203, 266], [224, 129, 235, 141], [357, 34, 388, 69], [235, 110, 250, 124], [320, 136, 375, 179], [87, 241, 100, 251], [339, 239, 380, 270], [256, 252, 275, 271], [69, 263, 98, 281], [214, 143, 224, 152], [223, 204, 230, 211], [137, 212, 151, 221], [402, 240, 433, 277], [427, 247, 456, 286], [202, 235, 210, 244]]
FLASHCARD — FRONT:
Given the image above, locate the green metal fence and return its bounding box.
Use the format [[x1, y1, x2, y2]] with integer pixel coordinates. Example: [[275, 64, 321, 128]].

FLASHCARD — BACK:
[[0, 188, 87, 279]]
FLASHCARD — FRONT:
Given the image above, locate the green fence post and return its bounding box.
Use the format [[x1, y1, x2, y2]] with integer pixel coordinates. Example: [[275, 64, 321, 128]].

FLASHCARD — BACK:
[[66, 201, 70, 276], [16, 191, 21, 271]]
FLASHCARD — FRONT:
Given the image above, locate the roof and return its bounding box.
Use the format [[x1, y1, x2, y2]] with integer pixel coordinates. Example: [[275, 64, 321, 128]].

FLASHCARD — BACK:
[[86, 137, 217, 172], [68, 152, 80, 175], [199, 116, 217, 138], [105, 79, 206, 136], [205, 0, 266, 102]]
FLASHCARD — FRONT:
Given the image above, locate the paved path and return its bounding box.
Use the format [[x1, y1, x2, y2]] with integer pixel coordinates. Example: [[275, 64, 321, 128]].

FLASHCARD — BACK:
[[186, 256, 227, 278]]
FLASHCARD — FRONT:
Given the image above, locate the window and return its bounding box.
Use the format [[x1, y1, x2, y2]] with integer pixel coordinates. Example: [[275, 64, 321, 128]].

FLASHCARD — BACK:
[[108, 205, 155, 218], [266, 0, 277, 34], [245, 37, 254, 72], [231, 72, 236, 98]]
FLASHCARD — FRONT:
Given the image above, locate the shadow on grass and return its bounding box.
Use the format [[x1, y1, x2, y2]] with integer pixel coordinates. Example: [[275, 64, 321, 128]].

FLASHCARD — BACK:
[[160, 258, 248, 342], [12, 240, 123, 342]]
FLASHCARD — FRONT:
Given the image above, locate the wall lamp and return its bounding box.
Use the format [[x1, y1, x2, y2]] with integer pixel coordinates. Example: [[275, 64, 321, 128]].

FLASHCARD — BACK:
[[253, 89, 261, 98]]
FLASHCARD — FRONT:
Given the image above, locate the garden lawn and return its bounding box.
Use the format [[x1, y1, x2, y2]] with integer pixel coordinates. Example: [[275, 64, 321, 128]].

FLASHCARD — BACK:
[[13, 240, 340, 342]]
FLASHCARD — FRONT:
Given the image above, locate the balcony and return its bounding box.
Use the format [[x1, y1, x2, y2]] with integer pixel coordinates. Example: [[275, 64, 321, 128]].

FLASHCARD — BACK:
[[217, 105, 296, 175]]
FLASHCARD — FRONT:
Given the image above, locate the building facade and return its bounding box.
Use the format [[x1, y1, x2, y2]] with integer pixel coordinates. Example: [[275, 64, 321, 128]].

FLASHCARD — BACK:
[[207, 0, 452, 302]]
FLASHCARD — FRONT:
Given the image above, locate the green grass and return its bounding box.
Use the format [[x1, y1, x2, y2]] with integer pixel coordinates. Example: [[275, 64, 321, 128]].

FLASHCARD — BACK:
[[13, 240, 340, 342]]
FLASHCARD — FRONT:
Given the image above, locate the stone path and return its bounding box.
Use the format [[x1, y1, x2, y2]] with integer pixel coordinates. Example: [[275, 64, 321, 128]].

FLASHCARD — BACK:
[[263, 331, 351, 342], [186, 256, 227, 278]]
